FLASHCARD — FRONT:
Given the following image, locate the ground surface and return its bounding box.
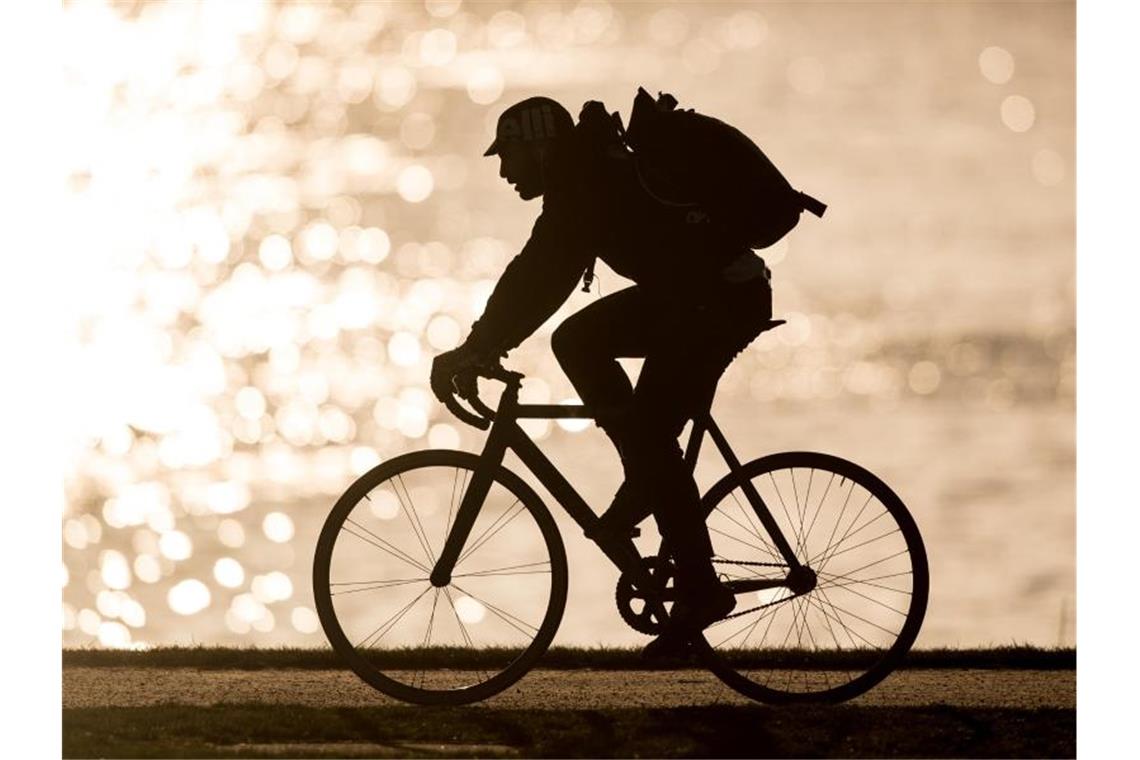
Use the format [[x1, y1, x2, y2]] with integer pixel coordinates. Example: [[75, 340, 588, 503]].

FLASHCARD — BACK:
[[62, 650, 1076, 758]]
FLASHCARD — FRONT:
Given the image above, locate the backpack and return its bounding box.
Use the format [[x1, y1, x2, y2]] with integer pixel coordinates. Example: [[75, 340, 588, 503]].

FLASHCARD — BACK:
[[575, 87, 826, 290]]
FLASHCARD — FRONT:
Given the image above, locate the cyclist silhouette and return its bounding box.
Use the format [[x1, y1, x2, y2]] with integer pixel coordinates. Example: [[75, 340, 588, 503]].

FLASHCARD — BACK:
[[431, 95, 776, 656]]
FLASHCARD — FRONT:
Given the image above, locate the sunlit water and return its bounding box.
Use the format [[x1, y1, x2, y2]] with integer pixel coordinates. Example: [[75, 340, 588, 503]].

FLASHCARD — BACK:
[[61, 1, 1073, 650]]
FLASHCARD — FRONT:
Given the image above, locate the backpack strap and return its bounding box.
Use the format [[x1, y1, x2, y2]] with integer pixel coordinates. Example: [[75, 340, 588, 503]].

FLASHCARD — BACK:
[[798, 191, 827, 218], [579, 255, 597, 291]]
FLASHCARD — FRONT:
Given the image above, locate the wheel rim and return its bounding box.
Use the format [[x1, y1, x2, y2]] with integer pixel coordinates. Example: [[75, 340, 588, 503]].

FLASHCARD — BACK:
[[316, 456, 564, 700], [698, 452, 928, 701]]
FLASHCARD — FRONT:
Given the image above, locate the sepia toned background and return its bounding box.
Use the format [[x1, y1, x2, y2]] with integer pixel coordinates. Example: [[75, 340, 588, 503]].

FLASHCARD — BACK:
[[60, 0, 1074, 650]]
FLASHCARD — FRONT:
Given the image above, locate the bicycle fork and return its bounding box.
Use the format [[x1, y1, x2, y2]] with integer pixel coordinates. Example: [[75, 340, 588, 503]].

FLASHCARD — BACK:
[[428, 420, 511, 588]]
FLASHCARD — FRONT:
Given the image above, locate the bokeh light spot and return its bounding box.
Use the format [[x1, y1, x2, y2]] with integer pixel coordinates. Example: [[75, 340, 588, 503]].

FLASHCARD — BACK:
[[428, 422, 461, 449], [263, 512, 295, 543], [258, 234, 292, 271], [419, 28, 457, 66], [466, 65, 505, 105], [78, 609, 101, 636], [98, 621, 132, 649], [908, 360, 943, 395], [556, 398, 591, 432], [978, 46, 1015, 84], [291, 606, 320, 634], [388, 331, 422, 367], [218, 518, 246, 548], [454, 595, 486, 624], [369, 490, 401, 520], [133, 554, 162, 584], [350, 446, 382, 475], [425, 0, 462, 19], [374, 66, 417, 111], [101, 550, 132, 590], [167, 579, 211, 615], [487, 11, 526, 48], [1001, 95, 1035, 132], [357, 227, 391, 264], [397, 165, 435, 203], [252, 571, 293, 603], [159, 530, 193, 561], [214, 557, 245, 588]]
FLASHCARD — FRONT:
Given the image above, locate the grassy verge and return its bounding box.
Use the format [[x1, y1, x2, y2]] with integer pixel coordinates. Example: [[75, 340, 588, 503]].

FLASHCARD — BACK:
[[63, 645, 1076, 670], [62, 703, 1075, 759]]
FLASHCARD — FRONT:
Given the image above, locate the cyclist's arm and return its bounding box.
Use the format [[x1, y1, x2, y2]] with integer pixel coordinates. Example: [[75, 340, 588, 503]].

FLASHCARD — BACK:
[[464, 206, 592, 357]]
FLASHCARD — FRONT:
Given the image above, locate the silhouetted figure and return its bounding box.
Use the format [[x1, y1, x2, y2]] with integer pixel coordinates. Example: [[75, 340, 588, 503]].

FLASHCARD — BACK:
[[432, 92, 819, 655]]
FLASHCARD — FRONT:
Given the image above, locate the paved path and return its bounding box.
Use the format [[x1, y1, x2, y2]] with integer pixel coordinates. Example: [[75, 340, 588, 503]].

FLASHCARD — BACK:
[[63, 668, 1073, 710]]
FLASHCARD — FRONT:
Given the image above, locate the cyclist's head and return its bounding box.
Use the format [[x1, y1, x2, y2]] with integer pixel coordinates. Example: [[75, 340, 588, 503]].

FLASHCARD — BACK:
[[483, 96, 573, 200]]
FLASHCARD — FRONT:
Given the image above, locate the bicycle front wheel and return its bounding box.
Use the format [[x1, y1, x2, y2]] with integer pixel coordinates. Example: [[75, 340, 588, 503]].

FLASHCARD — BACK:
[[313, 450, 568, 705], [695, 451, 929, 703]]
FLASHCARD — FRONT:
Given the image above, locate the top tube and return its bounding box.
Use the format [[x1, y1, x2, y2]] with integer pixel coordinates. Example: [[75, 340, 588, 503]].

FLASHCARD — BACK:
[[513, 403, 592, 419]]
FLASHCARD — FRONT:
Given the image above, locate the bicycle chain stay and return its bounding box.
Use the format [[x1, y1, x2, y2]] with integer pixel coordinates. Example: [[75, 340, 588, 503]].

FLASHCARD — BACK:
[[711, 557, 799, 620]]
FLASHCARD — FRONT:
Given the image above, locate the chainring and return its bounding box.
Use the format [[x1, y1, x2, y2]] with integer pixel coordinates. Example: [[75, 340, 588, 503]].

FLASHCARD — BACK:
[[615, 555, 676, 635]]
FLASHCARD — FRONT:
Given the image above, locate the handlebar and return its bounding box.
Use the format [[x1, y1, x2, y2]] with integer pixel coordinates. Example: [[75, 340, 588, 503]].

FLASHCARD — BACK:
[[445, 362, 524, 430]]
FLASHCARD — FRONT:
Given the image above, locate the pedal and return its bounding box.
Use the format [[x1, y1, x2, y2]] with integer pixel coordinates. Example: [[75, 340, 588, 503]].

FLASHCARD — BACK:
[[585, 520, 640, 542]]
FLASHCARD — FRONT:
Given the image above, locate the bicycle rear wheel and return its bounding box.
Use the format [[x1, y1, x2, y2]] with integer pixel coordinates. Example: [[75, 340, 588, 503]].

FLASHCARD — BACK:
[[313, 449, 568, 705], [695, 451, 928, 703]]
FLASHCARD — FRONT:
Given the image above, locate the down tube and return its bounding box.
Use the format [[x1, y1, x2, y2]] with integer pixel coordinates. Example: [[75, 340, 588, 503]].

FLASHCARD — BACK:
[[507, 426, 601, 533]]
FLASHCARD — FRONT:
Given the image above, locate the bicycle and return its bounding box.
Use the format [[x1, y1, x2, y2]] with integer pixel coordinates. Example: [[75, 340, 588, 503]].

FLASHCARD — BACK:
[[313, 322, 929, 706]]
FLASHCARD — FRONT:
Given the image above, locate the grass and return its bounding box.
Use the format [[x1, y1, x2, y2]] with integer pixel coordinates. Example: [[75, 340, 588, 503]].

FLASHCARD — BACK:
[[62, 703, 1075, 758], [63, 644, 1076, 671]]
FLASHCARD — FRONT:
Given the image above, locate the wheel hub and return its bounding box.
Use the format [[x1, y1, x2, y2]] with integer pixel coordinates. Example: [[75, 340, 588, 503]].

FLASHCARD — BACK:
[[785, 566, 817, 595]]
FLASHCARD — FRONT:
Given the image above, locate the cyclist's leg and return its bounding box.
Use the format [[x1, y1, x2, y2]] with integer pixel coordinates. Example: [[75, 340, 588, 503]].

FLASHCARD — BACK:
[[551, 285, 653, 451], [552, 286, 660, 531], [625, 277, 774, 603]]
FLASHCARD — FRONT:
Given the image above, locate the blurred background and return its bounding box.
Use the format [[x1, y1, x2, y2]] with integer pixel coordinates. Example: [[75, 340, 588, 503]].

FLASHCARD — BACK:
[[60, 0, 1073, 650]]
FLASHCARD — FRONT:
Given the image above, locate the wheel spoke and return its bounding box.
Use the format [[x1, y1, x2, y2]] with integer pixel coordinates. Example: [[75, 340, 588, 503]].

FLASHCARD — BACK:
[[394, 475, 437, 564], [698, 456, 925, 700], [456, 499, 526, 566], [330, 577, 429, 596], [355, 584, 432, 649], [816, 526, 902, 576], [802, 472, 836, 554], [452, 559, 552, 579], [715, 502, 781, 563], [451, 581, 540, 638], [342, 519, 431, 574]]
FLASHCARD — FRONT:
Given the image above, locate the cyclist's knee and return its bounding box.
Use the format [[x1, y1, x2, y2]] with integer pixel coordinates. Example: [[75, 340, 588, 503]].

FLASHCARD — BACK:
[[551, 318, 592, 371]]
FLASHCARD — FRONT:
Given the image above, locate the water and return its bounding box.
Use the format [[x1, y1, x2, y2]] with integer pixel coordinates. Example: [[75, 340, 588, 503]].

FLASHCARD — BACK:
[[60, 1, 1074, 650]]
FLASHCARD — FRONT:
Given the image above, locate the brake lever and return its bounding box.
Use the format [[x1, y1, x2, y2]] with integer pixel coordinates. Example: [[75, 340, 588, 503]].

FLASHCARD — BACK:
[[443, 392, 490, 431]]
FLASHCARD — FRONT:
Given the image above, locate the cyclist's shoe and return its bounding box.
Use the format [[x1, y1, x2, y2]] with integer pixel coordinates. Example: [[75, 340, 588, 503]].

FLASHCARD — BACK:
[[640, 629, 695, 662], [587, 480, 653, 542], [641, 579, 736, 661], [670, 579, 737, 632]]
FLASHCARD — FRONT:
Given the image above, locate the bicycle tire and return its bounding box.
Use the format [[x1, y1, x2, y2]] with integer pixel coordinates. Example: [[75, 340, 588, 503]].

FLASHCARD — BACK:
[[693, 451, 929, 704], [313, 449, 569, 705]]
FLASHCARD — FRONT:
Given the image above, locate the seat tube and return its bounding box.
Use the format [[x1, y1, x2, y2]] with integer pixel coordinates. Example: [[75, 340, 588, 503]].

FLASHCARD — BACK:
[[429, 418, 512, 587], [706, 419, 803, 570]]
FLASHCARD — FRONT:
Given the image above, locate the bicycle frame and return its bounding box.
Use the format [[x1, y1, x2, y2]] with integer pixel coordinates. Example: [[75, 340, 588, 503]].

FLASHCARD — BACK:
[[428, 373, 804, 593]]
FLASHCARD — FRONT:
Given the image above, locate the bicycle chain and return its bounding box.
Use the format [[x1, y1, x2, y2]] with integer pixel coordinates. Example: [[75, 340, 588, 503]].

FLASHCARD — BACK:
[[712, 558, 788, 568]]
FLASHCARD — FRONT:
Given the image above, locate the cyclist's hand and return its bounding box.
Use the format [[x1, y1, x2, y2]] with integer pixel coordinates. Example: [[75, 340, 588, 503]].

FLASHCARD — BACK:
[[430, 346, 477, 405]]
